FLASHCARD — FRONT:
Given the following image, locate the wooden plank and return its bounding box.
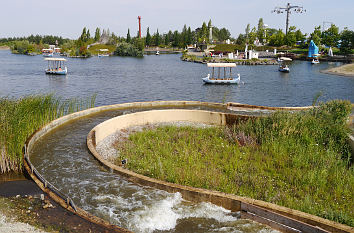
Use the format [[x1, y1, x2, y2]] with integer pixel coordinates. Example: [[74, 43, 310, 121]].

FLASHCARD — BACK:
[[241, 202, 329, 233]]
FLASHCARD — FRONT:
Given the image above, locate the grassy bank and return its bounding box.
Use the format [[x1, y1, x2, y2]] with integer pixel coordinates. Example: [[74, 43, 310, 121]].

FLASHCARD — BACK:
[[0, 95, 96, 173], [87, 44, 116, 55], [116, 100, 353, 226]]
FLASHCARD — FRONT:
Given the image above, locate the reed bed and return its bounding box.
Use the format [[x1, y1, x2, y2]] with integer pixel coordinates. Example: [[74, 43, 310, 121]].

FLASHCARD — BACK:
[[116, 100, 353, 226], [0, 94, 96, 173]]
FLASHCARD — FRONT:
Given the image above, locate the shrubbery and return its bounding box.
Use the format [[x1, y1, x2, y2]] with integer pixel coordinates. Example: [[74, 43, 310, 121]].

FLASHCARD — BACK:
[[114, 42, 143, 57]]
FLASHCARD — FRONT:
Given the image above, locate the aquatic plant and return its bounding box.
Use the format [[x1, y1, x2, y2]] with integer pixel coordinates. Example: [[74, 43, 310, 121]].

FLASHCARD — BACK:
[[0, 94, 96, 173], [116, 100, 353, 226]]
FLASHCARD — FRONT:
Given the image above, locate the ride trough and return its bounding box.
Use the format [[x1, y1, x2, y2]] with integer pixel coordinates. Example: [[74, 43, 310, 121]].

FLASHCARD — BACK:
[[202, 63, 241, 84], [45, 58, 67, 75]]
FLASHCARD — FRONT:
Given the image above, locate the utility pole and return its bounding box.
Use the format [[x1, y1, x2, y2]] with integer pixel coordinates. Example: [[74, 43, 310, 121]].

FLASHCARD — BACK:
[[272, 3, 306, 34]]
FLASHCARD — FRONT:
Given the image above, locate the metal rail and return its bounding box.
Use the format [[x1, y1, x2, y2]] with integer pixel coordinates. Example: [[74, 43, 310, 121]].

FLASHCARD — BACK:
[[23, 144, 77, 212]]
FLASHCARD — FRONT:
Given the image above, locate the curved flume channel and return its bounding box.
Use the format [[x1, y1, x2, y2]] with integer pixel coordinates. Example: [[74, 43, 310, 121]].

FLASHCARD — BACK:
[[30, 107, 277, 233]]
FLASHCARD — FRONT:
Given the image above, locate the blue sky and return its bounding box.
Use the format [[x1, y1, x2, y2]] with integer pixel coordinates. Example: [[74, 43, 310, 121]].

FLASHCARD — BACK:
[[1, 0, 353, 39]]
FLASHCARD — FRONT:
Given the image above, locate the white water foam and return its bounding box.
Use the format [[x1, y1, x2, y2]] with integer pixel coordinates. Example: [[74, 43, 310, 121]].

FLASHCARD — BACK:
[[126, 192, 239, 233]]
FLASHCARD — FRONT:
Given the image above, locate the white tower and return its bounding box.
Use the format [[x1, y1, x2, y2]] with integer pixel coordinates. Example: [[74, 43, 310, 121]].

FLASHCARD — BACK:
[[209, 26, 213, 43]]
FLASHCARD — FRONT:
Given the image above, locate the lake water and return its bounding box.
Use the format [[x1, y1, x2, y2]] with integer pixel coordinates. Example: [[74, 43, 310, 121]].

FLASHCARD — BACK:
[[0, 50, 353, 106]]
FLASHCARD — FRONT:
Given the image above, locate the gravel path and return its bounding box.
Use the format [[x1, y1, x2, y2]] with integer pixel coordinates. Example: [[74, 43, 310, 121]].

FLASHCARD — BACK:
[[0, 213, 47, 233]]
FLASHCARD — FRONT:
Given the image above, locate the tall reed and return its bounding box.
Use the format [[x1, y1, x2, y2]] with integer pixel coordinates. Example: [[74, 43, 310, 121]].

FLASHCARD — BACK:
[[0, 94, 96, 173]]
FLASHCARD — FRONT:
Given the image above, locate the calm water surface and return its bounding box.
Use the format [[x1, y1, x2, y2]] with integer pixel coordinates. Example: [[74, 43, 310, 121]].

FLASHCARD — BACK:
[[0, 50, 353, 106]]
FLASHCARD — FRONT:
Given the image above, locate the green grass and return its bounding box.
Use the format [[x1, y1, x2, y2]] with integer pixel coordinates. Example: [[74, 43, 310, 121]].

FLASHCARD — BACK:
[[116, 100, 353, 226], [0, 94, 96, 173], [87, 44, 116, 55]]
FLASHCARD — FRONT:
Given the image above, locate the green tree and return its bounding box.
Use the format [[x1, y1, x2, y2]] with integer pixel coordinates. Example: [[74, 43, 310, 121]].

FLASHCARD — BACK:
[[80, 27, 88, 42], [181, 25, 188, 47], [295, 29, 305, 42], [248, 27, 257, 46], [154, 29, 161, 46], [285, 26, 297, 46], [86, 29, 91, 41], [235, 34, 246, 45], [186, 27, 192, 45], [308, 26, 322, 47], [200, 22, 208, 42], [321, 24, 340, 48], [126, 29, 131, 43], [207, 19, 212, 29], [172, 30, 180, 47], [164, 31, 171, 45], [218, 28, 231, 41], [245, 24, 250, 43], [269, 29, 285, 46], [257, 18, 265, 43], [146, 27, 151, 46], [134, 38, 145, 51], [94, 27, 101, 42], [339, 28, 354, 55]]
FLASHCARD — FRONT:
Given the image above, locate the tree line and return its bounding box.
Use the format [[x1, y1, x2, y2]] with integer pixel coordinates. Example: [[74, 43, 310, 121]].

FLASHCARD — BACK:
[[1, 18, 353, 56]]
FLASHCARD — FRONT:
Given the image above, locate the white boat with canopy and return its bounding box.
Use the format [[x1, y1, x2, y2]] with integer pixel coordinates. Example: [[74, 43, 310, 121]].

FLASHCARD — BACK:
[[278, 57, 292, 72], [311, 54, 320, 64], [98, 49, 110, 57], [42, 48, 53, 57], [202, 63, 241, 84], [45, 58, 67, 75]]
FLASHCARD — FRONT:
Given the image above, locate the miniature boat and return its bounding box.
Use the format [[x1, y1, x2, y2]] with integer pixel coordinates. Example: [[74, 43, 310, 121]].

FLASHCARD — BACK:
[[278, 57, 292, 73], [42, 49, 53, 57], [156, 50, 160, 55], [311, 55, 320, 64], [311, 58, 320, 64], [98, 49, 110, 57], [202, 63, 241, 84], [45, 58, 67, 75]]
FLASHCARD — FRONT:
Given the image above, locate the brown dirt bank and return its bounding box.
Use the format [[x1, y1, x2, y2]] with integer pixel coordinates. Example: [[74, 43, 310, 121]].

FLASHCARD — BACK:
[[0, 179, 117, 232], [320, 63, 354, 77]]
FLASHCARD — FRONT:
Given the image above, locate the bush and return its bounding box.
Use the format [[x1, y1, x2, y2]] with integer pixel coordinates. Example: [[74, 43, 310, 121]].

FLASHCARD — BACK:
[[114, 42, 143, 57]]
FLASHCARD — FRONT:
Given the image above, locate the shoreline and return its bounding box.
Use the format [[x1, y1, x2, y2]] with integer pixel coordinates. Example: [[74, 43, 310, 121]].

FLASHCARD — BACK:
[[0, 46, 10, 50], [320, 63, 354, 77]]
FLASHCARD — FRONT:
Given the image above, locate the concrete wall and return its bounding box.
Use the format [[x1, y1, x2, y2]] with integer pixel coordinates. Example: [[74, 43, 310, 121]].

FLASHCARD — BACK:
[[95, 109, 227, 144]]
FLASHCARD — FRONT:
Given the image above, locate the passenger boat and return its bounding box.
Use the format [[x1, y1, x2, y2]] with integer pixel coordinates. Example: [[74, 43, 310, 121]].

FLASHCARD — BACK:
[[278, 57, 292, 73], [42, 49, 53, 57], [202, 63, 241, 84], [311, 54, 320, 64], [156, 50, 160, 55], [98, 49, 110, 57], [311, 58, 320, 64], [45, 58, 67, 75]]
